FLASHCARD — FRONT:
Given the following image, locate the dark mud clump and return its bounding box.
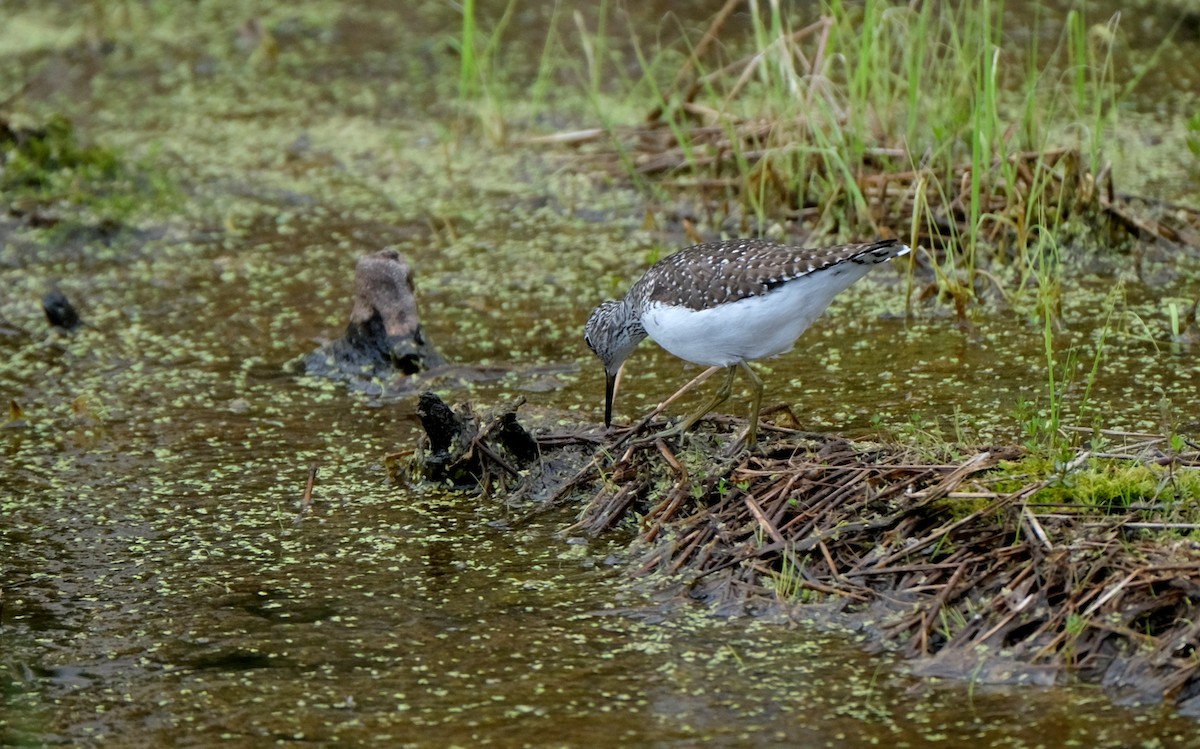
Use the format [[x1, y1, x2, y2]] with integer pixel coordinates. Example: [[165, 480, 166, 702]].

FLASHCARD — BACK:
[[41, 290, 82, 331], [400, 392, 598, 499]]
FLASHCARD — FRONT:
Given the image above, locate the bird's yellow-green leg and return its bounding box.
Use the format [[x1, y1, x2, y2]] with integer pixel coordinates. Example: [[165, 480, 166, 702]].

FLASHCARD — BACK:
[[738, 360, 764, 448], [652, 364, 737, 440], [652, 362, 764, 446], [677, 364, 737, 435]]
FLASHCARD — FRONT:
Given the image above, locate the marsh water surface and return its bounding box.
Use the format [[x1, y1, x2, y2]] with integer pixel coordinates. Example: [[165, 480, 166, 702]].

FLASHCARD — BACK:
[[3, 1, 1200, 746]]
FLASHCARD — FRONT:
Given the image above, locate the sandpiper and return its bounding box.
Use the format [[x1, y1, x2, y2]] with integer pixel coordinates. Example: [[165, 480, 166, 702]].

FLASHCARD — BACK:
[[584, 237, 910, 446]]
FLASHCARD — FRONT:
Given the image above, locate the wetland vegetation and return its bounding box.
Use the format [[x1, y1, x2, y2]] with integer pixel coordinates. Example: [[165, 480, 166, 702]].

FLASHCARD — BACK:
[[3, 0, 1200, 745]]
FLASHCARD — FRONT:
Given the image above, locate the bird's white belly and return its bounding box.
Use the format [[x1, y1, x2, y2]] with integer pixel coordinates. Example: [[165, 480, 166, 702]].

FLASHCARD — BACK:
[[641, 266, 874, 367]]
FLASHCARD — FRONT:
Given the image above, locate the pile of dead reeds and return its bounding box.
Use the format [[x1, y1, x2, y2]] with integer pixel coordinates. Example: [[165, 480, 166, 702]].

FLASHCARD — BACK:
[[548, 426, 1200, 714], [404, 392, 1200, 712]]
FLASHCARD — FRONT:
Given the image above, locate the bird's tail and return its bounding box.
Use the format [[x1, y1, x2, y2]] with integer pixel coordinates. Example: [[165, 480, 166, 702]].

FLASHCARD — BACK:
[[855, 238, 911, 264]]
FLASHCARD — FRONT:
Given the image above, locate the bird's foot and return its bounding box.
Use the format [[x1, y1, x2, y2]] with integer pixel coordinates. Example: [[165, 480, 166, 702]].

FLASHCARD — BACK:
[[606, 415, 675, 449], [619, 421, 687, 449]]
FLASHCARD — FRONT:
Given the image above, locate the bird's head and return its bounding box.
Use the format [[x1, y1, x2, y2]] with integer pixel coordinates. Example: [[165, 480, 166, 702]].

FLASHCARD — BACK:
[[584, 299, 643, 427]]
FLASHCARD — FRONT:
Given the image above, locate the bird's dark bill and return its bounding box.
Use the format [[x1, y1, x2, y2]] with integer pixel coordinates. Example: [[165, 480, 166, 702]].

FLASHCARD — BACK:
[[604, 371, 616, 427]]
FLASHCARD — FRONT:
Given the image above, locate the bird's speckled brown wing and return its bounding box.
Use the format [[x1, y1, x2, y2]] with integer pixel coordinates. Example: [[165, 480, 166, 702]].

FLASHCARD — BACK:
[[630, 238, 905, 311]]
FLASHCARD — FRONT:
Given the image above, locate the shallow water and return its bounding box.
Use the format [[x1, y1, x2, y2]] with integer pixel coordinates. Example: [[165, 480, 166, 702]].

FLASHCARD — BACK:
[[3, 1, 1200, 746]]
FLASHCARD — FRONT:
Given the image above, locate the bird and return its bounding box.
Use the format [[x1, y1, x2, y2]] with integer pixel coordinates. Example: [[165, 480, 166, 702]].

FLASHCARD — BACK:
[[584, 237, 910, 447]]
